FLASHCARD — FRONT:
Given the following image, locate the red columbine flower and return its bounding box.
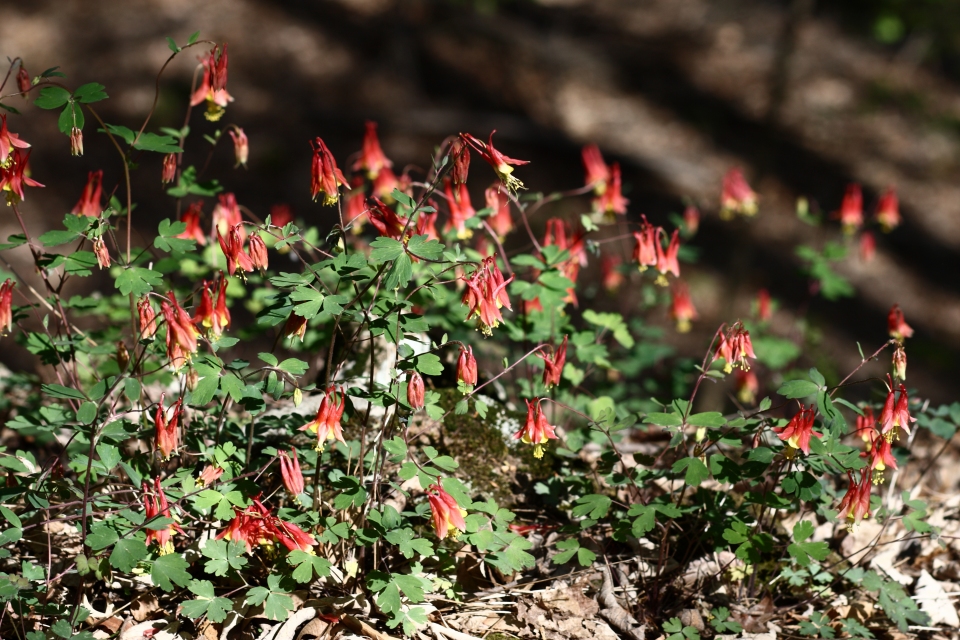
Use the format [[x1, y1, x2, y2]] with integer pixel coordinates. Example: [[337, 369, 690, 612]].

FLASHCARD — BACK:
[[736, 369, 759, 405], [867, 436, 897, 483], [515, 399, 558, 459], [879, 381, 915, 440], [248, 234, 268, 273], [632, 216, 658, 272], [595, 162, 628, 217], [218, 223, 254, 277], [369, 197, 407, 241], [354, 121, 393, 179], [415, 209, 440, 241], [837, 470, 872, 529], [0, 115, 30, 166], [426, 483, 467, 540], [0, 279, 14, 336], [177, 201, 207, 245], [539, 336, 568, 389], [93, 237, 110, 269], [683, 205, 700, 235], [272, 518, 317, 553], [655, 228, 681, 285], [859, 231, 876, 262], [407, 372, 425, 410], [450, 137, 471, 185], [542, 218, 585, 304], [460, 131, 530, 193], [485, 184, 513, 238], [138, 297, 157, 339], [834, 183, 863, 234], [270, 204, 293, 228], [196, 465, 224, 487], [16, 65, 30, 96], [581, 144, 611, 193], [773, 404, 821, 455], [143, 478, 184, 555], [283, 311, 308, 342], [161, 153, 177, 184], [310, 137, 349, 206], [154, 394, 184, 460], [229, 127, 248, 168], [756, 288, 772, 322], [601, 256, 624, 293], [373, 166, 403, 201], [1, 148, 43, 203], [190, 45, 233, 121], [71, 170, 103, 217], [443, 179, 474, 239], [714, 321, 756, 372], [70, 127, 83, 157], [670, 282, 698, 333], [161, 292, 200, 371], [855, 406, 876, 443], [875, 187, 900, 232], [462, 256, 514, 336], [345, 188, 368, 232], [887, 304, 913, 340], [300, 386, 347, 451], [892, 344, 907, 381], [279, 449, 305, 498], [457, 345, 478, 388], [212, 193, 243, 239], [193, 280, 220, 337], [720, 167, 757, 218]]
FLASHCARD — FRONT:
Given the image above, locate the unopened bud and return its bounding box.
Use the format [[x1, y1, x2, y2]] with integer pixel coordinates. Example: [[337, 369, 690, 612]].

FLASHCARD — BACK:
[[893, 344, 907, 381], [407, 371, 425, 410], [451, 138, 470, 185], [161, 153, 177, 184], [93, 237, 110, 269], [115, 340, 129, 371], [186, 367, 200, 391], [229, 127, 248, 168], [70, 127, 83, 157], [293, 387, 303, 407], [248, 234, 268, 273], [17, 65, 30, 96]]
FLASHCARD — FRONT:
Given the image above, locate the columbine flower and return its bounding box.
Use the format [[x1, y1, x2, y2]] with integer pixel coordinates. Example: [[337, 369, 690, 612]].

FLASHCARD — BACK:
[[457, 345, 478, 388], [138, 297, 157, 339], [892, 344, 907, 381], [283, 311, 308, 342], [1, 148, 44, 203], [196, 465, 224, 487], [855, 406, 876, 443], [143, 478, 184, 555], [714, 321, 756, 372], [443, 179, 474, 239], [720, 167, 757, 218], [837, 470, 872, 530], [859, 231, 876, 263], [736, 369, 759, 405], [875, 187, 900, 232], [416, 209, 440, 241], [632, 216, 658, 272], [354, 121, 393, 179], [514, 399, 558, 459], [756, 288, 772, 322], [867, 436, 897, 483], [177, 201, 207, 245], [426, 483, 467, 540], [655, 228, 681, 285], [369, 197, 406, 241], [154, 394, 184, 460], [582, 144, 610, 193], [161, 292, 200, 372], [71, 170, 103, 217], [773, 404, 821, 455], [670, 282, 698, 333], [539, 336, 568, 389], [373, 166, 402, 201], [212, 193, 243, 239], [70, 127, 83, 157], [193, 280, 219, 337], [450, 137, 471, 185], [269, 204, 293, 228], [407, 372, 425, 410], [248, 234, 268, 273], [834, 183, 863, 234], [93, 237, 110, 269], [190, 45, 233, 121], [0, 279, 15, 336], [485, 184, 513, 238], [887, 304, 913, 340], [299, 386, 347, 451], [460, 131, 530, 194], [601, 256, 623, 292], [542, 218, 585, 305], [229, 127, 248, 168], [162, 153, 177, 184], [218, 223, 254, 277], [279, 449, 305, 498], [310, 137, 349, 206], [462, 256, 514, 336], [595, 162, 628, 218], [879, 381, 915, 440], [16, 65, 30, 96], [683, 205, 700, 235], [219, 497, 316, 553], [0, 115, 30, 166]]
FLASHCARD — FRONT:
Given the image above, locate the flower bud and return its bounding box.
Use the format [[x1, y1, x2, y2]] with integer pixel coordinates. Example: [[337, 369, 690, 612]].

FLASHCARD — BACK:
[[93, 237, 110, 269], [16, 65, 30, 96], [451, 137, 470, 185], [186, 367, 200, 391], [115, 340, 129, 372], [248, 234, 268, 273], [683, 204, 700, 235], [892, 344, 907, 381], [457, 345, 477, 388], [70, 127, 83, 156], [162, 153, 177, 184], [407, 371, 425, 410], [283, 312, 308, 342], [138, 297, 157, 339], [229, 127, 248, 168], [279, 449, 305, 498], [293, 387, 303, 407], [0, 279, 15, 336], [196, 465, 223, 487]]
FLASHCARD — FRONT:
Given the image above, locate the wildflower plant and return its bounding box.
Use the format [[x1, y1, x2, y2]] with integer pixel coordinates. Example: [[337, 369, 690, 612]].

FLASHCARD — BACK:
[[0, 36, 952, 640]]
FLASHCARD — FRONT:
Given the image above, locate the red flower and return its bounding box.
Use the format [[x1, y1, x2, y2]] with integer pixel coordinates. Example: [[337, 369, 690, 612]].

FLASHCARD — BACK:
[[462, 256, 514, 335], [450, 137, 471, 185], [269, 204, 293, 228], [879, 382, 915, 440], [70, 127, 83, 157], [162, 153, 177, 184], [373, 166, 401, 201], [299, 386, 347, 451], [859, 231, 876, 263], [655, 228, 681, 285], [161, 292, 200, 371], [444, 179, 474, 239], [855, 406, 876, 443], [485, 184, 513, 238], [427, 483, 467, 540], [218, 223, 254, 277], [581, 144, 611, 193], [539, 335, 568, 389], [756, 288, 772, 322], [407, 372, 425, 410], [143, 478, 184, 555], [457, 345, 478, 387], [514, 399, 558, 459], [0, 279, 15, 336], [190, 45, 233, 121], [93, 237, 110, 269], [310, 137, 349, 206], [714, 321, 756, 373], [887, 304, 913, 340], [138, 297, 157, 339], [154, 394, 184, 460], [683, 205, 700, 235], [773, 404, 821, 455], [595, 162, 628, 217], [601, 256, 624, 293], [70, 171, 103, 217], [1, 148, 44, 203], [369, 197, 406, 241], [196, 465, 224, 487], [193, 280, 220, 337], [875, 187, 900, 232], [219, 497, 316, 553], [460, 131, 530, 193], [229, 127, 248, 168], [283, 311, 308, 342], [632, 216, 658, 272], [736, 369, 759, 405], [670, 282, 698, 333], [415, 209, 440, 242], [837, 470, 872, 529], [834, 183, 863, 233], [178, 202, 207, 245], [354, 121, 393, 179], [212, 193, 243, 239], [867, 436, 897, 481], [720, 167, 757, 218], [248, 234, 268, 273], [16, 65, 30, 96], [0, 115, 30, 166], [279, 449, 305, 498], [542, 218, 585, 304], [892, 344, 907, 381]]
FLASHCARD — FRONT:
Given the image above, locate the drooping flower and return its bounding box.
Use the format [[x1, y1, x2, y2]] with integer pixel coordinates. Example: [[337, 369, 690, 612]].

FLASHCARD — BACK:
[[539, 335, 568, 389], [595, 162, 628, 217], [736, 369, 759, 405], [299, 386, 347, 451], [190, 45, 233, 121], [541, 218, 585, 304], [407, 372, 425, 410], [834, 183, 863, 233], [450, 137, 471, 185], [756, 288, 772, 322], [372, 166, 401, 201], [879, 381, 915, 440], [461, 255, 514, 336], [867, 436, 897, 483], [457, 344, 478, 388], [93, 237, 110, 269], [887, 304, 913, 340], [415, 209, 440, 242], [601, 256, 624, 293], [219, 497, 316, 553], [196, 465, 224, 487], [836, 470, 873, 529], [460, 131, 530, 194], [162, 153, 177, 184], [143, 478, 184, 555], [229, 127, 248, 168], [654, 228, 681, 285], [282, 311, 308, 342], [212, 193, 244, 239], [0, 279, 15, 336], [1, 148, 44, 203], [279, 449, 305, 498], [154, 394, 184, 460], [310, 137, 349, 206], [354, 121, 393, 179], [269, 204, 293, 228], [720, 167, 757, 219], [71, 171, 103, 217], [0, 115, 30, 166], [683, 205, 700, 235], [161, 292, 200, 372], [632, 216, 658, 272], [581, 144, 610, 193], [248, 233, 268, 273], [177, 201, 207, 245], [892, 344, 907, 381], [193, 280, 219, 337], [138, 297, 157, 339], [369, 197, 407, 241], [426, 483, 467, 540], [217, 223, 254, 277], [514, 399, 558, 459], [773, 404, 821, 455], [444, 179, 474, 239], [714, 321, 756, 373], [859, 231, 876, 263], [485, 183, 513, 238], [875, 187, 900, 232], [70, 127, 83, 157], [670, 282, 698, 333], [16, 65, 30, 96]]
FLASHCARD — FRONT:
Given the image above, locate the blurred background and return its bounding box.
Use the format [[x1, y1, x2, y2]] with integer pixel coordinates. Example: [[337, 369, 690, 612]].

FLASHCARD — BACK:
[[3, 0, 960, 406]]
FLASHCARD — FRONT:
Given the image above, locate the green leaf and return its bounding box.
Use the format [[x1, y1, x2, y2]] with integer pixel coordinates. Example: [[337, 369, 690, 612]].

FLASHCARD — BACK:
[[406, 234, 444, 260], [167, 37, 181, 53], [383, 253, 413, 290], [788, 520, 830, 567], [385, 528, 434, 559], [154, 218, 196, 253], [288, 550, 332, 583], [571, 494, 611, 519], [290, 286, 324, 319], [412, 353, 443, 376], [673, 457, 709, 486], [201, 539, 248, 576], [86, 523, 119, 550], [277, 358, 308, 376], [115, 266, 162, 297], [686, 412, 726, 428], [188, 31, 201, 45], [133, 132, 182, 154], [245, 575, 294, 621], [369, 237, 405, 263], [73, 83, 108, 104], [58, 102, 84, 135], [109, 538, 147, 572], [752, 336, 801, 370], [34, 86, 71, 110], [151, 553, 192, 591], [181, 580, 232, 623], [41, 384, 87, 400], [777, 379, 820, 399], [644, 412, 682, 427]]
